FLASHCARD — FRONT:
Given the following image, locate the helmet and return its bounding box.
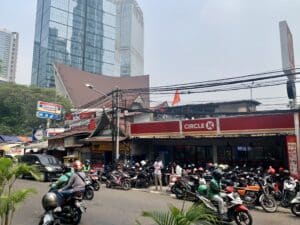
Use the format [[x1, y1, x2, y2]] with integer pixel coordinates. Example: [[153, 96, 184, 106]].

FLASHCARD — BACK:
[[198, 167, 204, 172], [198, 184, 208, 196], [84, 159, 90, 165], [212, 169, 223, 180], [73, 160, 83, 170], [283, 169, 290, 177], [140, 160, 146, 166], [267, 166, 276, 175], [42, 192, 58, 210]]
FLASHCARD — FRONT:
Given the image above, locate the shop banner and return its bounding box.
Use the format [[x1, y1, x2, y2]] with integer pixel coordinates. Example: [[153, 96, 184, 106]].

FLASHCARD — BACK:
[[286, 135, 300, 178], [182, 119, 217, 133]]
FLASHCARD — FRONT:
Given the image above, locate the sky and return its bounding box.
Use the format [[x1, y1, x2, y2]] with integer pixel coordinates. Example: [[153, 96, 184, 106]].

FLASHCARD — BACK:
[[0, 0, 300, 108]]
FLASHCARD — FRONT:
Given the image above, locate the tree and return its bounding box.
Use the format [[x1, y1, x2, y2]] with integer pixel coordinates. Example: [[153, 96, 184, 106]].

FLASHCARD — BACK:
[[136, 203, 217, 225], [0, 83, 72, 135], [0, 158, 41, 225]]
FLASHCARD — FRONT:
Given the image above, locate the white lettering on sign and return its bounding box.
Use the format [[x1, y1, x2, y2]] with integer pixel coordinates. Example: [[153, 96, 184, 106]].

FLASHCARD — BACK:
[[183, 120, 215, 131]]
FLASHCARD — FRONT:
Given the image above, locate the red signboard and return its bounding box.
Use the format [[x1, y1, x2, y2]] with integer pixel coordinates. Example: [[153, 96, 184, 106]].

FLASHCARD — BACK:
[[220, 114, 294, 132], [286, 135, 299, 178], [182, 119, 217, 133], [131, 121, 180, 135]]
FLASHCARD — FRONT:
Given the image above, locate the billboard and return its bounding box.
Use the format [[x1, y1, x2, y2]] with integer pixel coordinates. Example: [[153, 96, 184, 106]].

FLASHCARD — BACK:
[[279, 21, 295, 76], [37, 101, 62, 115]]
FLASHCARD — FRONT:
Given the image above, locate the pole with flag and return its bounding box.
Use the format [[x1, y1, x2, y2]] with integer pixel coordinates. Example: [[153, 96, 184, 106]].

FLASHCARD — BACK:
[[172, 90, 181, 106]]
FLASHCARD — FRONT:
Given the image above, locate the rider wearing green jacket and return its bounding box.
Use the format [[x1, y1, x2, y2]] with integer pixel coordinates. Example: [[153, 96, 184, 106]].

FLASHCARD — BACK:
[[208, 169, 226, 218], [50, 167, 74, 190]]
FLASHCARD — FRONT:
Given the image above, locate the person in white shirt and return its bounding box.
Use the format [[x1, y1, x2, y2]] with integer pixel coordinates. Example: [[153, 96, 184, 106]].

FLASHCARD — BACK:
[[153, 157, 164, 191], [175, 164, 183, 176]]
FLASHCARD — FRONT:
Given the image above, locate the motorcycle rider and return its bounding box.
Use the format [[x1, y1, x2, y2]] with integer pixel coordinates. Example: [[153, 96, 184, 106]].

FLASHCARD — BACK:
[[208, 169, 227, 220], [57, 160, 86, 205], [50, 167, 73, 190], [83, 159, 91, 173]]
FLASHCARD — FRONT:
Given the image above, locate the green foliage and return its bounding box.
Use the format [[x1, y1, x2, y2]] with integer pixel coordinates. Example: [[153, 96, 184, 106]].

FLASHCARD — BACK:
[[0, 83, 72, 135], [137, 203, 217, 225], [0, 158, 42, 225]]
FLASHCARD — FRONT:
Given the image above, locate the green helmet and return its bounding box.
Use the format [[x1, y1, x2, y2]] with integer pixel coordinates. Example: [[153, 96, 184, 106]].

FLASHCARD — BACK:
[[198, 184, 207, 195]]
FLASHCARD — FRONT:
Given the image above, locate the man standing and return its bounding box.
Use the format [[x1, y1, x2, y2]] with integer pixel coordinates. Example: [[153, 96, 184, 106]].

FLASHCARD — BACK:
[[153, 157, 164, 191]]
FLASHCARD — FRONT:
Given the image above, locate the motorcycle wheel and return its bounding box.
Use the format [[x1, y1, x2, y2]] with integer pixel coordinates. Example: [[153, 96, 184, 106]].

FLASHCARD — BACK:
[[175, 187, 186, 200], [122, 180, 131, 190], [38, 217, 61, 225], [93, 181, 100, 191], [280, 198, 290, 208], [84, 187, 94, 200], [70, 207, 82, 225], [260, 195, 278, 213], [291, 203, 300, 217], [234, 211, 253, 225]]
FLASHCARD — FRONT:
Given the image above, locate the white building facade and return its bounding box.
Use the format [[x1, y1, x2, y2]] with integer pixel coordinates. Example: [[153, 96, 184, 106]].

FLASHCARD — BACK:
[[114, 0, 144, 77], [0, 28, 18, 83]]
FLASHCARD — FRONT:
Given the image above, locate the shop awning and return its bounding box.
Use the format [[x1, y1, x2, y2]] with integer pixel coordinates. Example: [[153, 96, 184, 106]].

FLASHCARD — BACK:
[[0, 144, 21, 152], [83, 136, 127, 142], [25, 141, 48, 150]]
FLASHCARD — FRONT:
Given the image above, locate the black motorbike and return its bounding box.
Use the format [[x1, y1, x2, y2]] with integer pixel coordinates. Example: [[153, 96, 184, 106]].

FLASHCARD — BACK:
[[131, 168, 152, 188], [39, 191, 86, 225], [173, 175, 200, 200]]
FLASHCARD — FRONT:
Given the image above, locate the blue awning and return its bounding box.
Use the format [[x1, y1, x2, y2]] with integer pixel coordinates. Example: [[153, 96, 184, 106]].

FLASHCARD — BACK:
[[0, 135, 22, 143]]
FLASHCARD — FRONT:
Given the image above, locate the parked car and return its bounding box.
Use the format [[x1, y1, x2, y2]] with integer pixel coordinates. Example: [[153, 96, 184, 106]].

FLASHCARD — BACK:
[[19, 154, 63, 182]]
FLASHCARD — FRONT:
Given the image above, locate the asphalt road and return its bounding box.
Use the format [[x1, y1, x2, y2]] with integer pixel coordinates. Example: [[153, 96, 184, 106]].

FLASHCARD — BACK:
[[11, 179, 300, 225]]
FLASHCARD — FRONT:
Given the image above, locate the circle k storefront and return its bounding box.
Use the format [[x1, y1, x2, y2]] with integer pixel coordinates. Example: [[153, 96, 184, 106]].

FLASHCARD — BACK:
[[130, 113, 300, 178]]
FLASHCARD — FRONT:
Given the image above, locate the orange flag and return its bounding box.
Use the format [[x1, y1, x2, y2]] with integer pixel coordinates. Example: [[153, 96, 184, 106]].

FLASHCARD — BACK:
[[172, 90, 181, 106]]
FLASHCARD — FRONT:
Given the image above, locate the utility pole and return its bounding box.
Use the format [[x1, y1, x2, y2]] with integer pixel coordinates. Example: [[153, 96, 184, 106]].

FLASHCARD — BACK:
[[111, 88, 120, 161], [116, 88, 120, 160]]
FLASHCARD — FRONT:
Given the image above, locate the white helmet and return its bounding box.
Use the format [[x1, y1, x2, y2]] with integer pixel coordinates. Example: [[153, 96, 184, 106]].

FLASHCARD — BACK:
[[140, 160, 146, 166]]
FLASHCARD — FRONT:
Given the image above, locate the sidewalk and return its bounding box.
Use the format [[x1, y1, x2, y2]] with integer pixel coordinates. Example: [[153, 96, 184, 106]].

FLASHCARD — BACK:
[[132, 185, 173, 196]]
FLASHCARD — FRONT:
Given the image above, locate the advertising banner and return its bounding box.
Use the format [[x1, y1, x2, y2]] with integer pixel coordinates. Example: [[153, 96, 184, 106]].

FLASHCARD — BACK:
[[286, 135, 299, 178], [37, 101, 62, 115]]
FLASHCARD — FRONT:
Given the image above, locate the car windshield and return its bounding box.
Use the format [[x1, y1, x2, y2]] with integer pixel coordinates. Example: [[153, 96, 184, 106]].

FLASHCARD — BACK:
[[38, 156, 59, 165]]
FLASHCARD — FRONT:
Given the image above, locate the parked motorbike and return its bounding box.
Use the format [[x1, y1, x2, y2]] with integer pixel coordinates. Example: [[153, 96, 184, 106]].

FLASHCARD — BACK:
[[290, 191, 300, 217], [235, 176, 278, 213], [39, 191, 86, 225], [89, 169, 101, 191], [195, 191, 253, 225], [130, 168, 152, 188], [280, 178, 299, 208], [106, 170, 131, 190], [173, 175, 201, 200]]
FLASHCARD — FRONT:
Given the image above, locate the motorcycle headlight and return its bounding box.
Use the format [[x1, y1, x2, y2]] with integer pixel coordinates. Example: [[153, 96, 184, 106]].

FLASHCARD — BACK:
[[45, 166, 54, 172]]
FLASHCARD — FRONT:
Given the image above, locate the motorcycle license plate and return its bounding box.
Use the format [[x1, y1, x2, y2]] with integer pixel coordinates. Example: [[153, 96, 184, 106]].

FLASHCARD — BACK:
[[43, 212, 54, 224]]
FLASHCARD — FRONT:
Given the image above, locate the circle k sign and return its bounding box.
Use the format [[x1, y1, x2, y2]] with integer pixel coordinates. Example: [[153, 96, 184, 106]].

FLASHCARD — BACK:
[[182, 119, 217, 132]]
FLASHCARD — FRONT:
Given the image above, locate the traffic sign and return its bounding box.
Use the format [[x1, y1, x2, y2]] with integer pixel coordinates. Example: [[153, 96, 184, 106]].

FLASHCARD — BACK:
[[36, 111, 61, 120]]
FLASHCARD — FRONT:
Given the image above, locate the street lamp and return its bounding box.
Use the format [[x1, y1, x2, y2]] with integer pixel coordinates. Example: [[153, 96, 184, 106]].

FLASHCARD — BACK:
[[85, 83, 120, 161], [85, 83, 108, 97]]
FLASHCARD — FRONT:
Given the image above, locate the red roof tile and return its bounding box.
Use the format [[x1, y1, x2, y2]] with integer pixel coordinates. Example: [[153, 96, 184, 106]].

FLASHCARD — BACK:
[[54, 63, 150, 109]]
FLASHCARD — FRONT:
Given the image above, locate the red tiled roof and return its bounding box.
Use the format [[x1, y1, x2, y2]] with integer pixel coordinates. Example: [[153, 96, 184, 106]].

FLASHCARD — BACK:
[[54, 63, 150, 109]]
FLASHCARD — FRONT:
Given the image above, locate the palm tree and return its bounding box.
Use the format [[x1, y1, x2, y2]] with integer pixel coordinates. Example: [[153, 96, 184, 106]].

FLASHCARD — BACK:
[[136, 203, 218, 225], [0, 158, 41, 225]]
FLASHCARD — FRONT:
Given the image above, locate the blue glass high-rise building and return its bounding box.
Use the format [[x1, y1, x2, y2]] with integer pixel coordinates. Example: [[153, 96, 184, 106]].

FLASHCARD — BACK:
[[31, 0, 116, 88]]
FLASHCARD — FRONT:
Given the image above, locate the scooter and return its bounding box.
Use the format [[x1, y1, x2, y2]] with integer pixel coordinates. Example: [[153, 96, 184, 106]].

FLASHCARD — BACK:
[[195, 190, 253, 225], [89, 169, 101, 191], [290, 191, 300, 217], [106, 170, 131, 190]]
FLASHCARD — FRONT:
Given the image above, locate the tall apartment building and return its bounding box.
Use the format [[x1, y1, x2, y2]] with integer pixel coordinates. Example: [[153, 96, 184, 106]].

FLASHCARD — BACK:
[[114, 0, 144, 76], [31, 0, 117, 88], [0, 28, 18, 83]]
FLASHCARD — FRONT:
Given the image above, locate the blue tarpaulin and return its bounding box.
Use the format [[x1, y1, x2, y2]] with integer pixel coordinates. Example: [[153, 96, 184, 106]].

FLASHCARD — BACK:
[[0, 135, 22, 143]]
